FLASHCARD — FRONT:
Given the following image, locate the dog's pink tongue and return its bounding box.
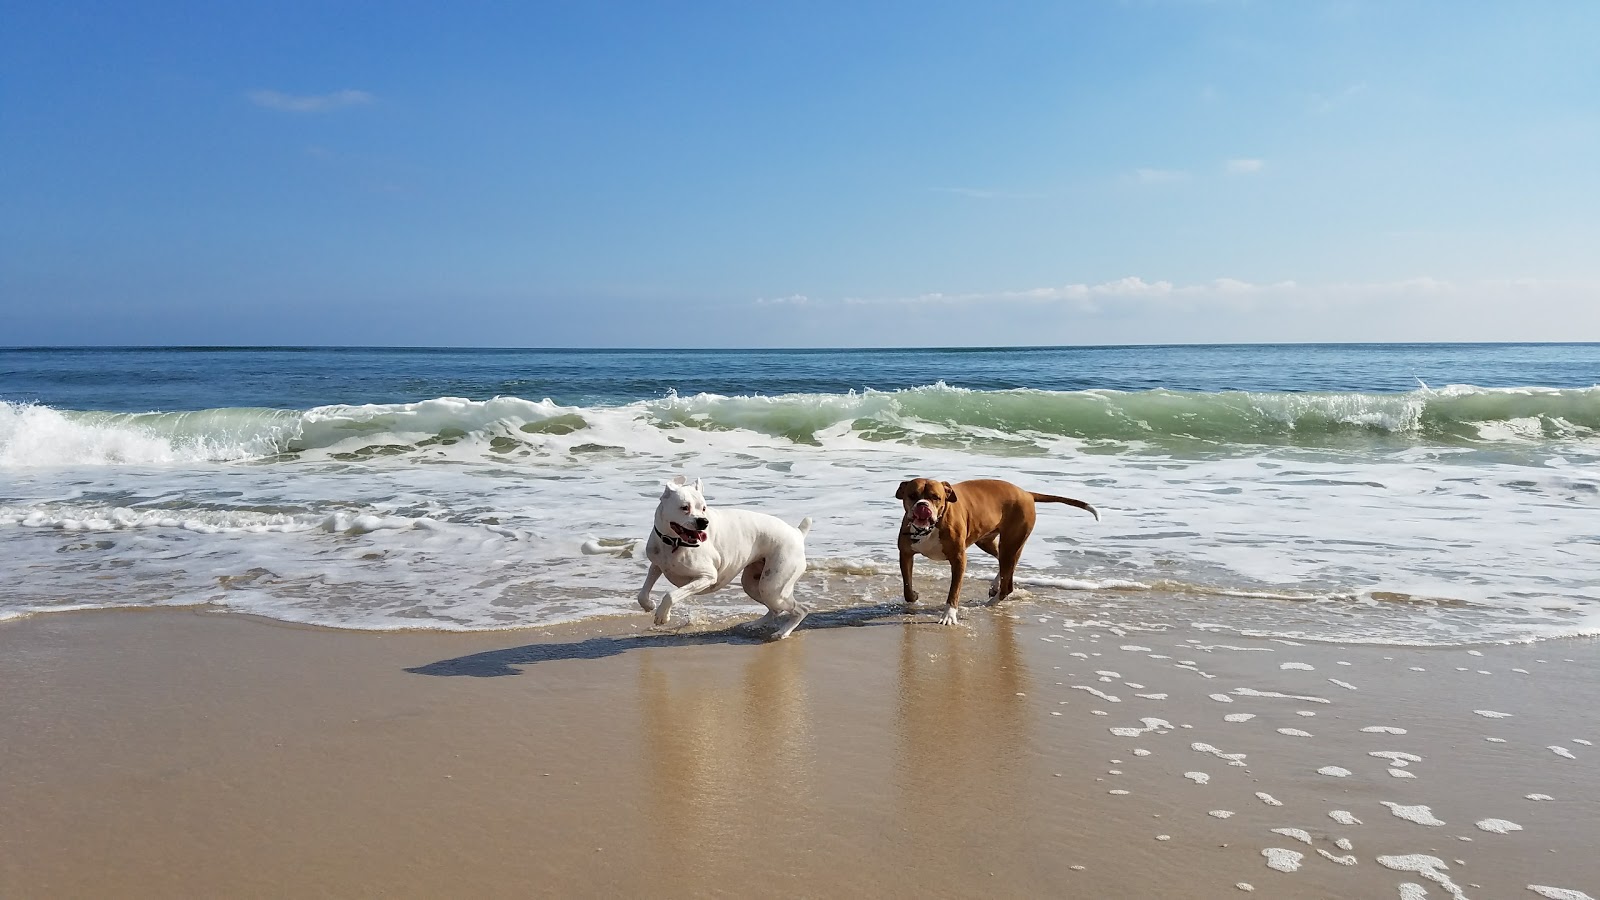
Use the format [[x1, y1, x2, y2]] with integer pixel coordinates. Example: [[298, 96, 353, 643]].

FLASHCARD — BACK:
[[695, 530, 708, 542]]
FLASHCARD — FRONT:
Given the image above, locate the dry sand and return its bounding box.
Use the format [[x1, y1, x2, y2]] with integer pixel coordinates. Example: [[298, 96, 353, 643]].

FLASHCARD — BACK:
[[3, 602, 1597, 899]]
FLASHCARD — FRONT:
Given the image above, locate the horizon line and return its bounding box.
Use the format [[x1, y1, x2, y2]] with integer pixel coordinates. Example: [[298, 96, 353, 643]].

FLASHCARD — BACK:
[[4, 340, 1598, 353]]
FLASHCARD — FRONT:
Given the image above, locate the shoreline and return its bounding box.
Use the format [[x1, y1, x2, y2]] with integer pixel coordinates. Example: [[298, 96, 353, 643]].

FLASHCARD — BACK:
[[4, 604, 1597, 898]]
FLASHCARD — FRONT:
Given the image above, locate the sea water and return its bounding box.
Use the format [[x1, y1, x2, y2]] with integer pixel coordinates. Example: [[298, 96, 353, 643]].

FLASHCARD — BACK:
[[2, 344, 1597, 644]]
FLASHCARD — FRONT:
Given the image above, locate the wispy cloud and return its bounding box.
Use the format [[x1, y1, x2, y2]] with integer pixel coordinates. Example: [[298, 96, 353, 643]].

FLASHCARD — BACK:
[[1310, 81, 1367, 114], [1134, 168, 1190, 184], [781, 276, 1514, 312], [931, 187, 1047, 200], [248, 89, 374, 113], [1226, 158, 1265, 175]]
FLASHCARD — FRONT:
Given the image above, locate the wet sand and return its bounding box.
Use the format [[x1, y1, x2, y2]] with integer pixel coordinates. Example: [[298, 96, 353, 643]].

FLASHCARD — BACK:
[[2, 602, 1597, 899]]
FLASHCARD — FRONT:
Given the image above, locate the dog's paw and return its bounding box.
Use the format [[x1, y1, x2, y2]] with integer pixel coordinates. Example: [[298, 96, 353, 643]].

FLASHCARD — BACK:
[[903, 589, 920, 606], [938, 606, 961, 626], [653, 605, 673, 626], [637, 594, 656, 612]]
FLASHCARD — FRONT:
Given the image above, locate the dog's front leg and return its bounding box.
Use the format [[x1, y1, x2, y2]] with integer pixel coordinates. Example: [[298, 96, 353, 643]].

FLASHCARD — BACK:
[[940, 546, 967, 626], [656, 574, 717, 627], [898, 545, 919, 607], [636, 562, 663, 612]]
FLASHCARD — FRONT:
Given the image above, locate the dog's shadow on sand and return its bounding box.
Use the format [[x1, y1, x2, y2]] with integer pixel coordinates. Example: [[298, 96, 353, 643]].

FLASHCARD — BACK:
[[405, 604, 907, 678]]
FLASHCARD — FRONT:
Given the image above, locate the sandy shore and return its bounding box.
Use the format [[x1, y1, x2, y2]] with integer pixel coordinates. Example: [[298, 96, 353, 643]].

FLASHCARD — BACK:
[[2, 602, 1597, 899]]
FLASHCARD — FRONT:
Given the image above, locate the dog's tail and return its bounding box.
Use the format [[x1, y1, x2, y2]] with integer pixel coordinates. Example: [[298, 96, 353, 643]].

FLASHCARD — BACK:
[[1030, 493, 1101, 522], [796, 516, 813, 537]]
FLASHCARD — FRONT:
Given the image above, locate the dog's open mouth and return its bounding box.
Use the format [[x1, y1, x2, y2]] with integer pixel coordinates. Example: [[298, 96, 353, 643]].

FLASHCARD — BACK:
[[911, 507, 936, 526], [670, 522, 708, 545]]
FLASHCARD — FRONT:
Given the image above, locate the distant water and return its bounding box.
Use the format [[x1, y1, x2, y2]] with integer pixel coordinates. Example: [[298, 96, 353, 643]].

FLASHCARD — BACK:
[[3, 344, 1598, 644]]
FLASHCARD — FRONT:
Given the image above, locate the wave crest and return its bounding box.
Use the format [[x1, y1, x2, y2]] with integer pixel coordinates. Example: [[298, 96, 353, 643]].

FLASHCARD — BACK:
[[3, 384, 1597, 467]]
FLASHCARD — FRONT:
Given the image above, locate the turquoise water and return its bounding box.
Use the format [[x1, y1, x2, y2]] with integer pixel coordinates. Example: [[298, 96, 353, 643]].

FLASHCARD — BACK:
[[2, 344, 1597, 643]]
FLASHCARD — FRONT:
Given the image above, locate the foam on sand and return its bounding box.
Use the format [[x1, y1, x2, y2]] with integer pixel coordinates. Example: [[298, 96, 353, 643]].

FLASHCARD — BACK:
[[1269, 827, 1312, 844], [1382, 802, 1446, 826], [1376, 855, 1467, 900], [1277, 728, 1313, 737], [1475, 709, 1514, 718], [1234, 688, 1330, 704], [1224, 713, 1256, 723], [1317, 766, 1351, 777], [1475, 818, 1522, 834], [1261, 848, 1304, 873], [1255, 792, 1284, 806], [1362, 726, 1409, 734], [1315, 848, 1357, 866], [1329, 810, 1362, 825], [1527, 887, 1596, 900], [1109, 717, 1172, 737], [1548, 745, 1576, 759], [1185, 772, 1211, 784]]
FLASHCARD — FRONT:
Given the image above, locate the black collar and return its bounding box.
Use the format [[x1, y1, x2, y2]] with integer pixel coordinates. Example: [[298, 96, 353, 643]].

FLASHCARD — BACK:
[[655, 526, 700, 550], [906, 520, 938, 540]]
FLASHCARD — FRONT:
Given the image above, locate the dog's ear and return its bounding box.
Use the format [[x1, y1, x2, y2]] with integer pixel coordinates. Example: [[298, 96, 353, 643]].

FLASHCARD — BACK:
[[670, 475, 688, 487], [942, 481, 958, 503], [895, 480, 913, 500], [692, 478, 702, 494]]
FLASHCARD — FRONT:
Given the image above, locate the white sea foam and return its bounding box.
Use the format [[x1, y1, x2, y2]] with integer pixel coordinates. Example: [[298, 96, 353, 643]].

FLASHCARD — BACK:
[[1475, 818, 1521, 834], [6, 388, 1600, 640], [1261, 848, 1303, 872], [1549, 745, 1577, 759], [1329, 810, 1362, 825], [1318, 766, 1351, 777], [1224, 713, 1256, 723], [1277, 728, 1313, 737], [1382, 802, 1446, 826], [1255, 792, 1283, 806], [1377, 855, 1466, 900], [1316, 849, 1357, 865], [1185, 772, 1210, 784], [1528, 887, 1596, 900], [1233, 688, 1330, 704], [1270, 828, 1312, 844], [1362, 726, 1409, 734]]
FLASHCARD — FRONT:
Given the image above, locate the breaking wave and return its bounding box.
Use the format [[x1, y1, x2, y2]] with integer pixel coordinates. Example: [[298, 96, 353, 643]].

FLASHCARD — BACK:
[[3, 383, 1597, 467]]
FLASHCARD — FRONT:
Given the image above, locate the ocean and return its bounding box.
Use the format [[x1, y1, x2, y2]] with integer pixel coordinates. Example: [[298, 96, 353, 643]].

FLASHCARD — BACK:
[[2, 344, 1597, 645]]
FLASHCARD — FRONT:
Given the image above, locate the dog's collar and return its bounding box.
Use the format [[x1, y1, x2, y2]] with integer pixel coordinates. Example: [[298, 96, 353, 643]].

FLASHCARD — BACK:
[[906, 520, 938, 541], [654, 526, 701, 551]]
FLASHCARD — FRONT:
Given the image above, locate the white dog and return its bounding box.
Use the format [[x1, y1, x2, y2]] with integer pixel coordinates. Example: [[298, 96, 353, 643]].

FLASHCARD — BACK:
[[636, 476, 813, 639]]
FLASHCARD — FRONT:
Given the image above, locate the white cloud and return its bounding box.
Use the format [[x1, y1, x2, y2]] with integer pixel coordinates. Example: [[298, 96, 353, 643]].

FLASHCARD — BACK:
[[1310, 81, 1367, 114], [816, 276, 1532, 312], [1135, 168, 1190, 184], [1226, 158, 1265, 174], [755, 294, 811, 306], [248, 89, 374, 113], [932, 187, 1046, 200]]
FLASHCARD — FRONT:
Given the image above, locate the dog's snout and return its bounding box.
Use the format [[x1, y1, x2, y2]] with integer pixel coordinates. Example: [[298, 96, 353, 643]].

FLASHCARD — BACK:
[[693, 517, 710, 530]]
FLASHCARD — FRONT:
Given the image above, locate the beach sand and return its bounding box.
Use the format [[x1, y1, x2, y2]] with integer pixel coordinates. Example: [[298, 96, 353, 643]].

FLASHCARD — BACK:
[[3, 600, 1597, 899]]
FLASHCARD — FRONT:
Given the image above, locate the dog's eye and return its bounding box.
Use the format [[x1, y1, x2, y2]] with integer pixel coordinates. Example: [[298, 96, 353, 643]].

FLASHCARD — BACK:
[[681, 505, 690, 512]]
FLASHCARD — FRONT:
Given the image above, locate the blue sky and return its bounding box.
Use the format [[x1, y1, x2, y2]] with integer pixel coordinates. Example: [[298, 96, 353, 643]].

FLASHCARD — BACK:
[[3, 0, 1597, 347]]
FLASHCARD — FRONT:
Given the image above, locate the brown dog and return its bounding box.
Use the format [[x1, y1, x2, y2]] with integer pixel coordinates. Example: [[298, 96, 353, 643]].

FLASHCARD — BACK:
[[895, 478, 1100, 625]]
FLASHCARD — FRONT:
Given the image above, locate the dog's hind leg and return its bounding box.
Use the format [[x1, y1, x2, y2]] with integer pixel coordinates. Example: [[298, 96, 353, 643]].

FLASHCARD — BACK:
[[991, 526, 1031, 604], [758, 554, 809, 640], [740, 560, 781, 631], [975, 534, 1004, 599]]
